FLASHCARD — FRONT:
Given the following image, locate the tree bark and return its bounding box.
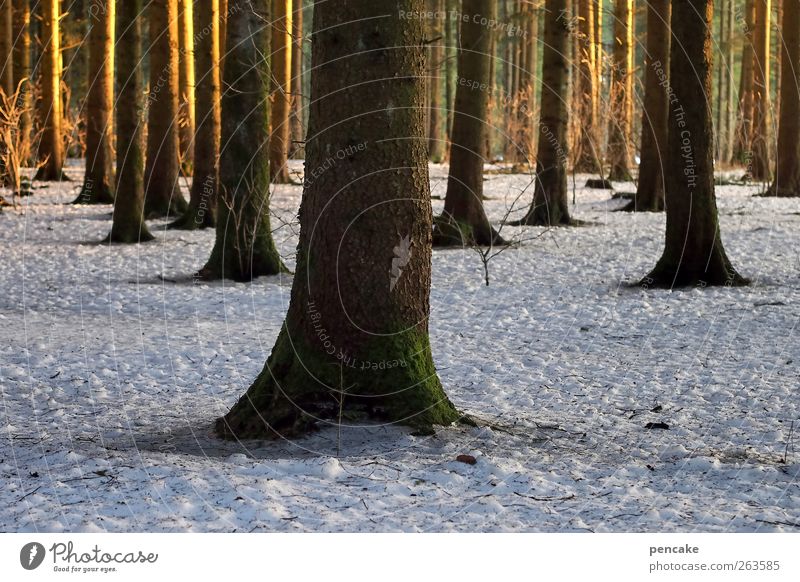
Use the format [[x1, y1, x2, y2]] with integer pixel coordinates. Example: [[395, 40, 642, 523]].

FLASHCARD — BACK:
[[76, 0, 115, 204], [428, 0, 446, 163], [434, 0, 502, 246], [606, 0, 633, 181], [216, 0, 460, 440], [171, 0, 221, 228], [289, 0, 304, 158], [178, 0, 196, 174], [643, 0, 747, 288], [445, 0, 458, 144], [199, 0, 285, 281], [749, 0, 771, 180], [144, 0, 187, 218], [622, 0, 669, 212], [12, 0, 31, 165], [106, 0, 153, 243], [513, 0, 572, 226], [766, 0, 800, 196], [34, 0, 65, 181], [268, 0, 292, 183]]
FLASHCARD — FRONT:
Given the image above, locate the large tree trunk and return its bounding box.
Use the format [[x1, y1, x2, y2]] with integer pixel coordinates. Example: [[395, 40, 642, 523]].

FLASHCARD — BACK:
[[766, 0, 800, 196], [513, 0, 572, 226], [434, 0, 501, 246], [171, 0, 220, 228], [734, 0, 756, 162], [268, 0, 292, 183], [749, 0, 771, 180], [34, 0, 65, 181], [643, 0, 747, 288], [144, 0, 186, 217], [574, 0, 599, 173], [622, 0, 669, 212], [12, 0, 31, 165], [178, 0, 196, 174], [289, 0, 304, 159], [76, 0, 115, 204], [216, 0, 460, 440], [606, 0, 633, 181], [428, 0, 446, 163], [106, 0, 153, 243], [199, 0, 285, 281]]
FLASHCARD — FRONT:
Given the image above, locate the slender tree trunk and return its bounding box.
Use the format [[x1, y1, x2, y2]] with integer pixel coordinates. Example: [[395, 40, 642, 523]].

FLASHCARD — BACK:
[[749, 0, 771, 180], [574, 0, 600, 172], [513, 0, 572, 226], [606, 0, 633, 181], [623, 0, 669, 211], [220, 0, 228, 73], [106, 0, 153, 243], [643, 0, 747, 288], [428, 0, 446, 162], [216, 0, 459, 440], [171, 0, 220, 228], [12, 0, 31, 165], [289, 0, 304, 158], [144, 0, 187, 217], [445, 0, 458, 144], [178, 0, 196, 174], [35, 0, 65, 181], [76, 0, 115, 204], [269, 0, 292, 183], [434, 0, 502, 247], [510, 1, 538, 165], [0, 0, 12, 95], [734, 0, 756, 162], [766, 0, 800, 196], [200, 0, 285, 281]]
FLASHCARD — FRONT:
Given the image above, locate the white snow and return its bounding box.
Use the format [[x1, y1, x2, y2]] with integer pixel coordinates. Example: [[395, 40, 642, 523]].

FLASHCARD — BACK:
[[1, 159, 798, 532]]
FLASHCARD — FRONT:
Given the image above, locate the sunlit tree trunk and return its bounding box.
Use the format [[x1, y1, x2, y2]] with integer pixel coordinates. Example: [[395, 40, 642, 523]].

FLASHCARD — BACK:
[[216, 0, 459, 440], [106, 0, 153, 243], [35, 0, 64, 181], [766, 0, 800, 196], [623, 0, 669, 211], [514, 0, 572, 226], [178, 0, 196, 174], [144, 0, 186, 217], [199, 0, 285, 280], [269, 0, 292, 183], [749, 0, 771, 180], [643, 0, 746, 288], [0, 0, 12, 95], [171, 0, 220, 228], [606, 0, 633, 181], [289, 0, 304, 158], [734, 0, 756, 162], [77, 0, 115, 204], [574, 0, 599, 172], [12, 0, 31, 165]]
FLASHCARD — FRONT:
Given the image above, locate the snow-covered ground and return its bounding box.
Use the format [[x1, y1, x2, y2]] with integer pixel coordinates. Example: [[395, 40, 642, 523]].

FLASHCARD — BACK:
[[1, 159, 798, 532]]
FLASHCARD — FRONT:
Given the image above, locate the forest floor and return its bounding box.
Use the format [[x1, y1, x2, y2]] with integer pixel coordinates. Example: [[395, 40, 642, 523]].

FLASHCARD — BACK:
[[1, 160, 799, 532]]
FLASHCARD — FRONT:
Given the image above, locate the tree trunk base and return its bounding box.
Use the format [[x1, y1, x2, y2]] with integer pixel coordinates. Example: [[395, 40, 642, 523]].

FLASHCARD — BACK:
[[607, 167, 633, 182], [641, 254, 749, 289], [73, 181, 114, 205], [198, 243, 287, 282], [215, 326, 462, 440], [760, 184, 800, 198], [144, 195, 188, 220], [432, 214, 506, 247], [616, 196, 664, 212], [35, 168, 70, 182], [508, 208, 577, 227], [103, 227, 155, 244], [168, 204, 216, 230]]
